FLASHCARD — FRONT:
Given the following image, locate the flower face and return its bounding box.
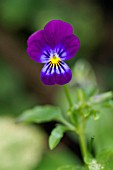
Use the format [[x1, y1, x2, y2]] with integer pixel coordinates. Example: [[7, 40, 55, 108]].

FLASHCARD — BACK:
[[27, 20, 80, 85]]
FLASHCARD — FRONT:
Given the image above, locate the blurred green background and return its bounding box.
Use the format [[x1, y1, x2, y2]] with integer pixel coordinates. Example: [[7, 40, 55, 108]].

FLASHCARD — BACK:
[[0, 0, 113, 169]]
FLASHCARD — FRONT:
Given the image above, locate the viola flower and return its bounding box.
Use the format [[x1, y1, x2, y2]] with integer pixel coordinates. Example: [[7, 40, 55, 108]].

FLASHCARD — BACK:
[[27, 20, 80, 85]]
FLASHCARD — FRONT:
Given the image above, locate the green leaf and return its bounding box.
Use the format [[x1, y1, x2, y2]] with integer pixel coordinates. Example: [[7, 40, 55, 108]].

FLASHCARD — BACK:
[[17, 105, 63, 123], [49, 124, 68, 150], [96, 149, 113, 170], [89, 91, 113, 104], [102, 100, 113, 108], [57, 165, 87, 170]]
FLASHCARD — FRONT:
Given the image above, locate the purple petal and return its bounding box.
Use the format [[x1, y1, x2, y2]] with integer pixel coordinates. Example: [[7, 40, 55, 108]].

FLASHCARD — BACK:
[[27, 30, 51, 63], [55, 34, 80, 60], [40, 61, 72, 85], [40, 63, 56, 85], [44, 20, 73, 48], [27, 30, 44, 46]]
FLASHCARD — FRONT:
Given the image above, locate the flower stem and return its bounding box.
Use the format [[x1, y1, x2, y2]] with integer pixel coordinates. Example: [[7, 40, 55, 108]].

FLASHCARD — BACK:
[[64, 85, 73, 108], [78, 123, 87, 163], [79, 132, 87, 161], [64, 85, 87, 163]]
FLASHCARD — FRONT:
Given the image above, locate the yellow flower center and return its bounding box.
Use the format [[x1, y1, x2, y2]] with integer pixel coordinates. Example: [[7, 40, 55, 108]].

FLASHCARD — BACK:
[[49, 55, 61, 65]]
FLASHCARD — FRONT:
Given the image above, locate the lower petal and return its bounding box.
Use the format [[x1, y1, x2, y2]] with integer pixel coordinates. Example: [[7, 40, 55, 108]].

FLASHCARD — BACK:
[[40, 62, 55, 85], [40, 61, 72, 85], [55, 61, 72, 85]]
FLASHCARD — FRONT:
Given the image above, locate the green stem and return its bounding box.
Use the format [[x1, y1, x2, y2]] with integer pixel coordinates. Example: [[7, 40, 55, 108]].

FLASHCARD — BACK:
[[78, 125, 87, 162], [61, 117, 78, 132], [61, 118, 75, 131], [64, 85, 78, 127], [64, 85, 73, 107], [64, 85, 87, 161]]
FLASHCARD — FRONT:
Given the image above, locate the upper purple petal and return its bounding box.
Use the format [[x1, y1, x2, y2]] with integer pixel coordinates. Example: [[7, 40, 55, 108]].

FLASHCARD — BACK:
[[40, 61, 72, 85], [44, 20, 74, 48], [27, 30, 44, 46], [27, 30, 51, 63], [27, 20, 80, 64], [55, 34, 80, 60]]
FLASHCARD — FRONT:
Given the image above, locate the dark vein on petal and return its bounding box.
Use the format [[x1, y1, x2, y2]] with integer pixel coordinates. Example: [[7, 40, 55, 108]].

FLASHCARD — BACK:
[[49, 65, 53, 73], [46, 50, 50, 56], [43, 53, 50, 58], [57, 48, 62, 55], [45, 63, 51, 74], [57, 65, 61, 74], [59, 49, 65, 56], [59, 62, 66, 71], [60, 61, 65, 65]]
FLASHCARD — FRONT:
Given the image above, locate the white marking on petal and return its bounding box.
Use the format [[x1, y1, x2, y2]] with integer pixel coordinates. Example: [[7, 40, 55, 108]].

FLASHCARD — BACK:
[[43, 50, 48, 55], [41, 65, 47, 73], [51, 66, 54, 74], [61, 52, 67, 57], [60, 67, 65, 74], [56, 65, 60, 74], [40, 54, 50, 62]]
